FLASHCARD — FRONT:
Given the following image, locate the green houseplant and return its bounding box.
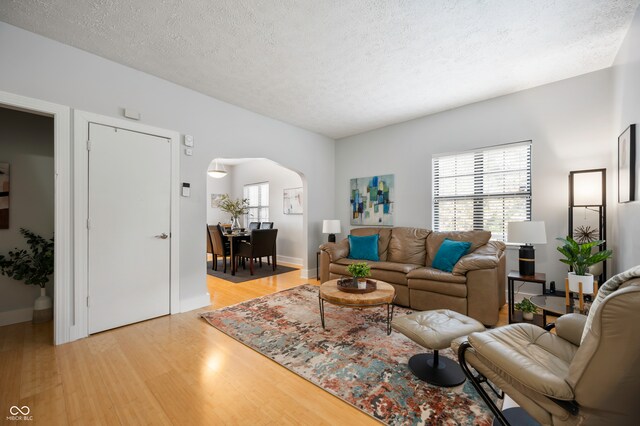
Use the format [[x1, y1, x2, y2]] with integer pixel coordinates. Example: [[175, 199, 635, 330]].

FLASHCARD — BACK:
[[514, 298, 537, 321], [214, 194, 249, 230], [556, 236, 613, 293], [0, 228, 54, 323], [347, 262, 371, 289]]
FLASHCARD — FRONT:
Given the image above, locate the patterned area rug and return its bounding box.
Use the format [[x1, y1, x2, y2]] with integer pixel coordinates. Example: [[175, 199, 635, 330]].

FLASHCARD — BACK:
[[201, 284, 493, 425]]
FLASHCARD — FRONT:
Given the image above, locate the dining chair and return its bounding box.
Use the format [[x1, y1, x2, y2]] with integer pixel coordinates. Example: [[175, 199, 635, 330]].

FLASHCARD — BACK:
[[249, 222, 261, 230], [210, 224, 231, 273], [235, 229, 278, 275], [260, 222, 274, 229]]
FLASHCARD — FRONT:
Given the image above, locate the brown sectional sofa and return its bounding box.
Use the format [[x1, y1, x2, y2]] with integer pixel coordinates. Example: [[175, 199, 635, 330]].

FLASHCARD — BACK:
[[319, 227, 506, 326]]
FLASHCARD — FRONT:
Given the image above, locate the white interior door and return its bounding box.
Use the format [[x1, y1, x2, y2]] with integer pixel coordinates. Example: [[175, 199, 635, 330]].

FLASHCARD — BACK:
[[88, 123, 171, 334]]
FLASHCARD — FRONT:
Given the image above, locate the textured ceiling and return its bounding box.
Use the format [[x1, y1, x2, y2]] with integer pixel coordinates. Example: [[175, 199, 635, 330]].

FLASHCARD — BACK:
[[1, 1, 639, 138]]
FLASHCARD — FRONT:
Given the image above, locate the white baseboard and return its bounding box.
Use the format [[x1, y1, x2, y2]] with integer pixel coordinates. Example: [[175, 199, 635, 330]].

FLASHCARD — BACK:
[[0, 307, 33, 326], [276, 255, 302, 266], [299, 268, 317, 280], [180, 292, 211, 313]]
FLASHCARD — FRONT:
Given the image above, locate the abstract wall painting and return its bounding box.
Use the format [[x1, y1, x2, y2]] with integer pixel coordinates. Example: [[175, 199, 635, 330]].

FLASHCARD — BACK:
[[283, 187, 303, 215], [618, 124, 636, 203], [0, 163, 9, 229], [350, 174, 394, 226]]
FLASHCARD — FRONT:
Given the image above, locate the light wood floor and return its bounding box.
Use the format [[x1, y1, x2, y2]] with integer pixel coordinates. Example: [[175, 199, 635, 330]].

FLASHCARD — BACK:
[[0, 262, 511, 425]]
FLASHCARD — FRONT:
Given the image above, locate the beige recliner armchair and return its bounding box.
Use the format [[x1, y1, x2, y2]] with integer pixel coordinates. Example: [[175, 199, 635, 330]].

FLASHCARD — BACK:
[[457, 266, 640, 426]]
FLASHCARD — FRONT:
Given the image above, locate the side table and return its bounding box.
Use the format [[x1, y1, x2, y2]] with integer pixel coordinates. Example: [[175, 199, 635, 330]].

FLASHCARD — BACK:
[[507, 271, 546, 324]]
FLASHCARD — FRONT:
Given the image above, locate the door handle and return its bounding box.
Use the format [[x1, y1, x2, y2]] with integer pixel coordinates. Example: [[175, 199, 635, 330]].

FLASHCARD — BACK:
[[155, 233, 169, 239]]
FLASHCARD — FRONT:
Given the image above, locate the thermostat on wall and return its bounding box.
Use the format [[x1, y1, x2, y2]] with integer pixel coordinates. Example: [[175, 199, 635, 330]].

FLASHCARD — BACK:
[[182, 183, 191, 197]]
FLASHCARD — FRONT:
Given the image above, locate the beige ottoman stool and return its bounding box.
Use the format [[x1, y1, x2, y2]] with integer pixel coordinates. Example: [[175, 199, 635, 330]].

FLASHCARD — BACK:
[[392, 309, 485, 387]]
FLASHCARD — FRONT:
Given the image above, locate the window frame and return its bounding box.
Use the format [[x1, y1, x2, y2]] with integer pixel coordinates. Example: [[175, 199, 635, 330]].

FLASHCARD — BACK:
[[243, 181, 270, 224], [432, 141, 532, 241]]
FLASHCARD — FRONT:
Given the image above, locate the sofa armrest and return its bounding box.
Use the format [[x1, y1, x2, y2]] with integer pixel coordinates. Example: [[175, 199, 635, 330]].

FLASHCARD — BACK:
[[452, 253, 499, 276], [319, 238, 349, 262], [555, 313, 587, 347], [452, 241, 505, 276]]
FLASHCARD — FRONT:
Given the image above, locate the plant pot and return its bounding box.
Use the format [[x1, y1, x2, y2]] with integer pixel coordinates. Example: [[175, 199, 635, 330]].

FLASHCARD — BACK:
[[357, 279, 367, 290], [568, 272, 594, 294], [33, 287, 53, 324], [522, 312, 534, 321]]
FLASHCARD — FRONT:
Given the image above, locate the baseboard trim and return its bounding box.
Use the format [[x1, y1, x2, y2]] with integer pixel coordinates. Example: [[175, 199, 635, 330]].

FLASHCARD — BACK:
[[0, 307, 33, 326], [276, 255, 302, 266], [180, 293, 212, 313], [299, 268, 316, 280]]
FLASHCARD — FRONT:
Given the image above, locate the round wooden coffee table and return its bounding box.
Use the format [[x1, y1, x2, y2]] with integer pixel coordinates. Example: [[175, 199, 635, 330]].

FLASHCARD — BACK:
[[319, 279, 396, 335]]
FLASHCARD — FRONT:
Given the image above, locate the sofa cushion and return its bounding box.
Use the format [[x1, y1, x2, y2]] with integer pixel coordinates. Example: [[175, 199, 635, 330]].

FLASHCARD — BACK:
[[407, 266, 468, 284], [333, 259, 420, 275], [387, 227, 431, 265], [370, 261, 422, 274], [348, 234, 379, 261], [351, 227, 392, 261], [432, 239, 471, 272], [426, 230, 491, 265], [408, 278, 467, 298]]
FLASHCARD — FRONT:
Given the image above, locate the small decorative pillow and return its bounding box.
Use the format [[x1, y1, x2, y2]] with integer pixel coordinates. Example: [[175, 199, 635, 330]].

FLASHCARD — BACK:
[[432, 238, 471, 273], [348, 234, 380, 261]]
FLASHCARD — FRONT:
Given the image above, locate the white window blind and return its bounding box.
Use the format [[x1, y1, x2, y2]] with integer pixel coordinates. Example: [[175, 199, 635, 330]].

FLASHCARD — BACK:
[[432, 141, 531, 241], [243, 182, 269, 223]]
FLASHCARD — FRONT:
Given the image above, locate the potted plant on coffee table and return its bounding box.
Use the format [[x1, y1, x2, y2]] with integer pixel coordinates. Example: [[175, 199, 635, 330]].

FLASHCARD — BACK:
[[556, 236, 613, 294], [347, 262, 371, 289], [514, 298, 537, 321], [0, 228, 54, 323]]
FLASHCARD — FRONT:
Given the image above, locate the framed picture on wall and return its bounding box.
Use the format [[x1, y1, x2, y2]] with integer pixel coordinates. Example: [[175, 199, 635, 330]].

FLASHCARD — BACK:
[[0, 163, 9, 229], [618, 124, 636, 203], [211, 193, 223, 208], [283, 187, 303, 214]]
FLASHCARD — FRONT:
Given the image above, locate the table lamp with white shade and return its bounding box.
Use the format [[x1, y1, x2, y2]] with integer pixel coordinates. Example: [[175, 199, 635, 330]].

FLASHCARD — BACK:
[[322, 220, 341, 243], [507, 221, 547, 276]]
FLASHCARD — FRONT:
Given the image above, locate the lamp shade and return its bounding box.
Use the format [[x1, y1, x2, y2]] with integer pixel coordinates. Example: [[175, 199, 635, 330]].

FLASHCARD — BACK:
[[507, 221, 547, 245], [207, 159, 227, 178], [322, 219, 341, 234], [571, 171, 603, 206]]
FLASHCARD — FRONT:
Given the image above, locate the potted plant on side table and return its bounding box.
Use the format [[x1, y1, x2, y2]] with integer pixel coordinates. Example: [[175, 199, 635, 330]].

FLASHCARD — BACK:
[[514, 298, 537, 321], [347, 262, 371, 289], [0, 228, 54, 323], [556, 236, 613, 294]]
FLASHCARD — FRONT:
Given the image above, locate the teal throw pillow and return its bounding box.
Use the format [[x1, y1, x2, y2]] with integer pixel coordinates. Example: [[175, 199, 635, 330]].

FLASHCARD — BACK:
[[348, 234, 380, 261], [432, 238, 471, 272]]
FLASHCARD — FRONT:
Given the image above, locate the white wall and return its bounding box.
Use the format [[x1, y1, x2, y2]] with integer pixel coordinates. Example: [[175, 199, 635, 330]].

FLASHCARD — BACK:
[[229, 159, 304, 264], [612, 6, 640, 273], [206, 165, 233, 225], [0, 22, 335, 314], [336, 69, 615, 294], [0, 107, 54, 325]]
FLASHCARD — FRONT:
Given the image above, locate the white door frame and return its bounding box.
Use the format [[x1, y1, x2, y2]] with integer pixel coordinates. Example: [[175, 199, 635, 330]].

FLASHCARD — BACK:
[[73, 110, 180, 339], [0, 90, 72, 345]]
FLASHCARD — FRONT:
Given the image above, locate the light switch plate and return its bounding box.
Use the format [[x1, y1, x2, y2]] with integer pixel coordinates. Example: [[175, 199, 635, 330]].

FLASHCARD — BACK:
[[185, 148, 193, 156], [184, 135, 194, 147]]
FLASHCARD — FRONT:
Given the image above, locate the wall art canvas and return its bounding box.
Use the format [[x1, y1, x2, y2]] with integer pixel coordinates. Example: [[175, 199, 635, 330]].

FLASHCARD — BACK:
[[618, 124, 636, 203], [211, 193, 223, 208], [0, 163, 9, 229], [283, 187, 303, 214], [350, 174, 394, 226]]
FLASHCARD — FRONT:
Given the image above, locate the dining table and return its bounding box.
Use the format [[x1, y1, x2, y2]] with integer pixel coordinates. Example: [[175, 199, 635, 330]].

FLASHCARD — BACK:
[[222, 231, 251, 275]]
